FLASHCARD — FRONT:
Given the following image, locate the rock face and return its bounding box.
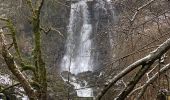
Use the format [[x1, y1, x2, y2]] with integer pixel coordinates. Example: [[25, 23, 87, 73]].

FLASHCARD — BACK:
[[42, 0, 69, 70], [91, 0, 118, 71]]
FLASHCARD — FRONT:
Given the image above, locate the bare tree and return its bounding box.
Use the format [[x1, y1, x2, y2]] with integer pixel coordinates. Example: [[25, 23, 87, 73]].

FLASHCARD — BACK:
[[0, 0, 47, 99], [95, 0, 170, 99]]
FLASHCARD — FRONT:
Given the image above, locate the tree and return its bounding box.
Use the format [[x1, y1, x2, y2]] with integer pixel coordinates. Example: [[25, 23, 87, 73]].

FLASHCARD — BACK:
[[1, 0, 170, 100], [95, 0, 170, 99], [0, 0, 47, 99], [96, 38, 170, 99]]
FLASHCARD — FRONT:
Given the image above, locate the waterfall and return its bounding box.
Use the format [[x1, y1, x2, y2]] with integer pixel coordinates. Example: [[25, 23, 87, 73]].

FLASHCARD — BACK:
[[60, 0, 115, 97], [60, 0, 93, 97], [61, 0, 93, 75]]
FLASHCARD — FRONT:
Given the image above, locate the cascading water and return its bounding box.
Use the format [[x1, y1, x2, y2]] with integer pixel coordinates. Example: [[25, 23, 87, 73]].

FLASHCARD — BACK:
[[61, 0, 93, 75], [60, 0, 115, 97], [60, 0, 93, 97]]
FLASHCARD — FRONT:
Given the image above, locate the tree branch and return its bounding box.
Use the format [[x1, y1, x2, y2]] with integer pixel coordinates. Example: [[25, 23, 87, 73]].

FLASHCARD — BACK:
[[96, 37, 170, 100], [0, 32, 36, 100], [0, 83, 21, 93], [130, 0, 156, 23], [35, 0, 44, 16], [40, 27, 64, 37], [135, 63, 170, 100], [0, 18, 34, 73], [115, 62, 153, 100], [25, 0, 34, 14]]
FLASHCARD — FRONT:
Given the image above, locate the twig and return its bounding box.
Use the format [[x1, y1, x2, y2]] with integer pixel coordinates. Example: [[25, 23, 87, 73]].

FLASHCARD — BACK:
[[0, 83, 21, 93], [50, 27, 64, 37], [130, 0, 156, 23], [146, 64, 158, 80], [40, 27, 64, 37]]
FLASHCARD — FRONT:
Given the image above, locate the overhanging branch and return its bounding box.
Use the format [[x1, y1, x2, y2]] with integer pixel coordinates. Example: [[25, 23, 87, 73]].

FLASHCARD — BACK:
[[96, 37, 170, 100], [115, 62, 154, 100]]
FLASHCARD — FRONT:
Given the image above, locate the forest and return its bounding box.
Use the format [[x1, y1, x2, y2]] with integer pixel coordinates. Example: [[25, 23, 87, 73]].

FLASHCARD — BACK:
[[0, 0, 170, 100]]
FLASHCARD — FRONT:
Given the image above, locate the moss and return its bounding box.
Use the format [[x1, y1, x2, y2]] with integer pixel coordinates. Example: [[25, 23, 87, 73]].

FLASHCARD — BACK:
[[6, 20, 22, 61], [30, 1, 47, 99]]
